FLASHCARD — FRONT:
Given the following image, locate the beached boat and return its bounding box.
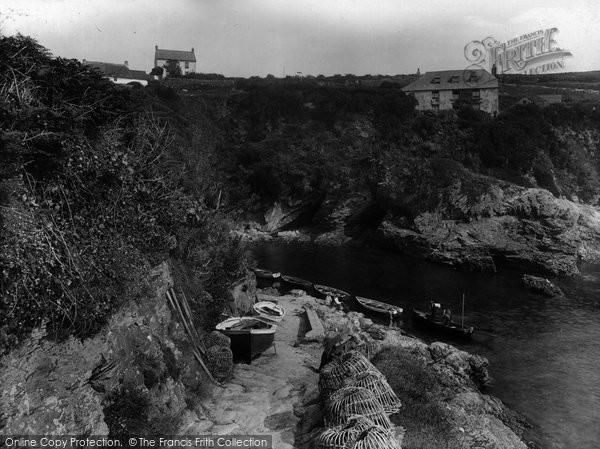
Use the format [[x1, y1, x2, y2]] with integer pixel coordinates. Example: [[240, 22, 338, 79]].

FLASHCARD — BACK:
[[252, 268, 281, 279], [280, 274, 313, 291], [411, 309, 474, 339], [313, 284, 351, 301], [356, 296, 403, 316], [253, 301, 285, 323], [215, 317, 277, 363]]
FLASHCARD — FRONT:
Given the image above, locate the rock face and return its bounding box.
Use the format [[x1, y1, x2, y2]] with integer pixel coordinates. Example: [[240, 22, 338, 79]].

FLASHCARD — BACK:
[[376, 171, 600, 276], [522, 274, 563, 296], [0, 262, 213, 436]]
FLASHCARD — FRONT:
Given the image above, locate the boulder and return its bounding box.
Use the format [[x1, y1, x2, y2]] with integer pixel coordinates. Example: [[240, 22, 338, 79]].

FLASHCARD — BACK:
[[521, 274, 563, 297]]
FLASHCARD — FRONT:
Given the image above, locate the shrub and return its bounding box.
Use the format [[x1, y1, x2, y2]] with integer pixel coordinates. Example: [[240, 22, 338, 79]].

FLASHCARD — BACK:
[[372, 347, 463, 449]]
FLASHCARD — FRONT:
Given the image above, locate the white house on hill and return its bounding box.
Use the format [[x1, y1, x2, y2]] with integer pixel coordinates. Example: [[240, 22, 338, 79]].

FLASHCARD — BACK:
[[402, 69, 499, 115], [154, 46, 196, 76]]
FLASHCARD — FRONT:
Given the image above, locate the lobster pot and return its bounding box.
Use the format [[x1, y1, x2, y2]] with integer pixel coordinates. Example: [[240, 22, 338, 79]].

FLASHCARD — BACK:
[[358, 335, 383, 360], [350, 425, 401, 449], [316, 416, 375, 449], [206, 330, 231, 348], [319, 351, 377, 396], [338, 351, 377, 373], [325, 387, 391, 429], [206, 346, 233, 380], [341, 371, 402, 414]]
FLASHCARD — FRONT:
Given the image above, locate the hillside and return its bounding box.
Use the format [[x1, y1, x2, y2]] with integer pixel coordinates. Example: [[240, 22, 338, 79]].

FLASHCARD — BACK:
[[163, 75, 600, 276], [0, 35, 245, 353]]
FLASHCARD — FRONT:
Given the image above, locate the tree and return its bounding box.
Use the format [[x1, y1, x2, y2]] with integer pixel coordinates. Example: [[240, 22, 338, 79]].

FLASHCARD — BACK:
[[150, 66, 164, 78], [165, 60, 182, 78]]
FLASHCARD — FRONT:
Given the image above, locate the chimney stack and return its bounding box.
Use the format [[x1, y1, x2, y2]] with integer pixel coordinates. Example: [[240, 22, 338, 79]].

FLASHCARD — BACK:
[[124, 60, 128, 67], [191, 47, 194, 53], [155, 45, 158, 50]]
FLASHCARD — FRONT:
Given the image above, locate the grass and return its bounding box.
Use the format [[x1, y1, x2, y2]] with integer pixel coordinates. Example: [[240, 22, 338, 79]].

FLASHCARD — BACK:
[[372, 347, 465, 449]]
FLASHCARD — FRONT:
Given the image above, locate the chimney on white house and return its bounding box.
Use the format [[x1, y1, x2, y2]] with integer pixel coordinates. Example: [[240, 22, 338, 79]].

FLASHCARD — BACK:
[[124, 61, 128, 67]]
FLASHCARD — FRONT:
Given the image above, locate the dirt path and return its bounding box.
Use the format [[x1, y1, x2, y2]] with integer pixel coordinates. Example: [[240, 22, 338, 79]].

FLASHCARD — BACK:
[[178, 294, 321, 448]]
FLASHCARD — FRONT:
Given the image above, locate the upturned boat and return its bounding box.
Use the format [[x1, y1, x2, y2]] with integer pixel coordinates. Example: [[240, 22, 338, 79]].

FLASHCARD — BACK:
[[215, 317, 277, 363]]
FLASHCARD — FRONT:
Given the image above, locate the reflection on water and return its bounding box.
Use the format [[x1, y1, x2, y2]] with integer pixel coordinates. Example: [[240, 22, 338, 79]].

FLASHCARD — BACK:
[[250, 242, 600, 449]]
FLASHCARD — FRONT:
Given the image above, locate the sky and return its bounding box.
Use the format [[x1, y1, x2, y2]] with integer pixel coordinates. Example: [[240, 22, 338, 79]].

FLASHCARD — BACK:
[[0, 0, 599, 77]]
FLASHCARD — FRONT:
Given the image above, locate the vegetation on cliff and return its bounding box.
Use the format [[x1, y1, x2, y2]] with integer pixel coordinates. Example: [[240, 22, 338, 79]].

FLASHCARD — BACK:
[[0, 35, 245, 353]]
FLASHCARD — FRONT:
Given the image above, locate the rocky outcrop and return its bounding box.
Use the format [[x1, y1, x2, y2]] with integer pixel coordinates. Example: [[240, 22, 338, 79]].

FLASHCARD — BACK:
[[301, 296, 527, 449], [377, 179, 600, 276], [522, 274, 563, 297]]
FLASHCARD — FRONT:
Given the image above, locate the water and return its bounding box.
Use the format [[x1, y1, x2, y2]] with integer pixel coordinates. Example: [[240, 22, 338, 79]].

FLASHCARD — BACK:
[[249, 241, 600, 449]]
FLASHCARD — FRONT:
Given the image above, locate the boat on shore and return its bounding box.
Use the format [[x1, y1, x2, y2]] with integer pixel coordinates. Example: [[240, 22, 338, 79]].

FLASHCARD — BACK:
[[252, 268, 281, 279], [215, 317, 277, 363], [313, 284, 351, 301], [356, 296, 403, 316], [253, 301, 285, 323], [411, 309, 474, 339], [281, 274, 313, 291]]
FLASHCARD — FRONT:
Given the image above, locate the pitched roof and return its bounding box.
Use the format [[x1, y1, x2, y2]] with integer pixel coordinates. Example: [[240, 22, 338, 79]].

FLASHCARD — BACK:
[[84, 61, 147, 80], [128, 69, 148, 80], [85, 61, 131, 78], [155, 48, 196, 62], [401, 69, 498, 91]]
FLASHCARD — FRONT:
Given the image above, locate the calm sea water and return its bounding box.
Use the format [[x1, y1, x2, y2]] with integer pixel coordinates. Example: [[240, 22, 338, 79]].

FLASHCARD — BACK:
[[249, 241, 600, 449]]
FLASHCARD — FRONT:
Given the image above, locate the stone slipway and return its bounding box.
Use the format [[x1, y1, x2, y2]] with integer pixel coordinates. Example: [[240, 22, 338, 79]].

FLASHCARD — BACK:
[[178, 293, 323, 448]]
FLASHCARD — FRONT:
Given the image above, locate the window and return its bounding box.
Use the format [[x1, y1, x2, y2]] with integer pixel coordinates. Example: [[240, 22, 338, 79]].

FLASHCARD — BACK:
[[449, 76, 459, 83], [185, 61, 189, 69], [472, 90, 481, 99], [431, 91, 440, 100], [431, 76, 440, 84]]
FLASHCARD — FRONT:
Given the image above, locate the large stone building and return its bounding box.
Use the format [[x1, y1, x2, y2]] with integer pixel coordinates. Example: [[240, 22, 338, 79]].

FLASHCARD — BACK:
[[401, 69, 499, 115], [154, 46, 196, 76]]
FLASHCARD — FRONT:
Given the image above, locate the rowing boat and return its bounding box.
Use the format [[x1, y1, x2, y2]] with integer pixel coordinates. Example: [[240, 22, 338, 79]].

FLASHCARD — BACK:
[[280, 274, 313, 291], [411, 309, 474, 339], [253, 301, 285, 323], [215, 317, 277, 364], [356, 296, 403, 316], [313, 284, 351, 301], [252, 268, 281, 279]]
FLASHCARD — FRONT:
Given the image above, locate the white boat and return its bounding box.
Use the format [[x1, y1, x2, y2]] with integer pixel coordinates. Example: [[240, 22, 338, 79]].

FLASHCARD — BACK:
[[215, 317, 277, 363], [253, 301, 285, 323], [356, 296, 403, 316]]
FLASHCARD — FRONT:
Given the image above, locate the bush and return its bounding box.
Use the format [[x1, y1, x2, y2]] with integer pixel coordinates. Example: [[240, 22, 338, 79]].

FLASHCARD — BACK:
[[372, 347, 463, 449]]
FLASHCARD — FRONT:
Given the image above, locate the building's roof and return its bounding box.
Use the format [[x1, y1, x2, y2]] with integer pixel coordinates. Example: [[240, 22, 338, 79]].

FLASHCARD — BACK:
[[129, 69, 148, 80], [85, 61, 131, 78], [401, 69, 498, 91], [84, 61, 147, 80], [155, 48, 196, 62]]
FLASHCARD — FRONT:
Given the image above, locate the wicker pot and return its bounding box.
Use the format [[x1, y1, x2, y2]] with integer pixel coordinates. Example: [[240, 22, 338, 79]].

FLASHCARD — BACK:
[[341, 370, 401, 414], [319, 351, 377, 396], [325, 387, 391, 429]]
